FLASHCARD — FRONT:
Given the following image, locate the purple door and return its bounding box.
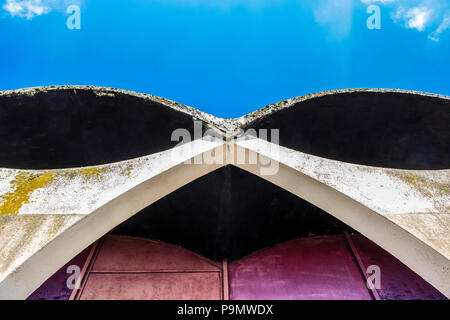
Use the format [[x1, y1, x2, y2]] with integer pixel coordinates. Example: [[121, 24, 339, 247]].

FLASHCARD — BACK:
[[229, 235, 373, 300], [350, 235, 446, 300], [72, 235, 224, 300], [228, 234, 445, 300], [29, 234, 446, 300]]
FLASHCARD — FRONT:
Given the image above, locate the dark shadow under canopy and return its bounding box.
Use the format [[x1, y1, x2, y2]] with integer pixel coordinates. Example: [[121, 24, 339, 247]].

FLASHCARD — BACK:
[[0, 88, 448, 170], [246, 92, 449, 169], [110, 165, 355, 261]]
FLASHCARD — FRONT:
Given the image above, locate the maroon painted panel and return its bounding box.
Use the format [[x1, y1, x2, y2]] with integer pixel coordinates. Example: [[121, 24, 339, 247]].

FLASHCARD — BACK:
[[76, 235, 223, 300], [91, 235, 219, 272], [29, 234, 447, 300], [79, 273, 221, 300], [27, 246, 91, 300], [229, 235, 373, 300], [350, 235, 447, 300]]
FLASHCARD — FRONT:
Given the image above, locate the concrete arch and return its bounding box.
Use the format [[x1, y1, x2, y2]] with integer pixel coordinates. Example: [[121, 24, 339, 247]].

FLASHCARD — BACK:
[[0, 147, 224, 299], [0, 141, 448, 299], [233, 149, 450, 299]]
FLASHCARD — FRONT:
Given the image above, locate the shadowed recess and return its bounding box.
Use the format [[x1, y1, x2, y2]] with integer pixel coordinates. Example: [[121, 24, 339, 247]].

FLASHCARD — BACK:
[[1, 88, 448, 170], [246, 92, 449, 169], [0, 88, 208, 169], [109, 165, 355, 261]]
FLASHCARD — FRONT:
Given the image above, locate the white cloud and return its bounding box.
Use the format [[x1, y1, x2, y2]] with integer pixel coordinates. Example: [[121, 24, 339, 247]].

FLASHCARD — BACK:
[[369, 0, 449, 41], [428, 14, 450, 41], [2, 0, 82, 19], [308, 0, 354, 39], [394, 6, 433, 31], [3, 0, 51, 19]]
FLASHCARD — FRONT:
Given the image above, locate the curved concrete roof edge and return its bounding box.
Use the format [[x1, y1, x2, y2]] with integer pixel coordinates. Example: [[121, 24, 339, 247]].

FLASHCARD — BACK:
[[235, 88, 450, 131], [2, 85, 449, 135], [0, 85, 234, 134]]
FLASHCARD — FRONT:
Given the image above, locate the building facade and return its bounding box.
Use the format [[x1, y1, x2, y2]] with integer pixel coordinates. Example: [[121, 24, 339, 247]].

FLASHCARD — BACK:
[[0, 86, 448, 300]]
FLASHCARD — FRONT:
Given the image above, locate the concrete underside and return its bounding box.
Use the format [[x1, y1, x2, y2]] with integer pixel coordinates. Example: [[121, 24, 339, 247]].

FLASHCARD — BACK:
[[0, 88, 211, 169], [0, 87, 448, 170], [246, 91, 449, 169]]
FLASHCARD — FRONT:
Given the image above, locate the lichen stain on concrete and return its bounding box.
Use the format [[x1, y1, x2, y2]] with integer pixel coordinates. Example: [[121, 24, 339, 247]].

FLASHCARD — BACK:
[[388, 171, 450, 197], [0, 167, 112, 216], [0, 172, 55, 216], [64, 167, 106, 179], [123, 164, 134, 177], [387, 171, 450, 212]]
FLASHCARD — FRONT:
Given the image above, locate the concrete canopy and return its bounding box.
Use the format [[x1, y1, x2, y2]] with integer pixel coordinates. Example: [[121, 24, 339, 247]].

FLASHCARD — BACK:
[[0, 86, 448, 299]]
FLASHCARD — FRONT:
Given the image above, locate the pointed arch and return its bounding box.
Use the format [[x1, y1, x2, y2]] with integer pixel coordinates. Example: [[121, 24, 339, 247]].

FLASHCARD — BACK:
[[232, 141, 450, 298], [0, 147, 225, 299], [0, 141, 448, 299]]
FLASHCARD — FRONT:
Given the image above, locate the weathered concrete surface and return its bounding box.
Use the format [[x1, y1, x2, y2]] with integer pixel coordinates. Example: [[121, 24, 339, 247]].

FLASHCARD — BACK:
[[236, 139, 449, 216], [384, 213, 450, 260], [0, 139, 448, 299], [0, 86, 448, 299], [0, 139, 221, 216], [234, 139, 450, 254], [232, 139, 450, 299], [0, 139, 225, 299], [0, 214, 84, 283]]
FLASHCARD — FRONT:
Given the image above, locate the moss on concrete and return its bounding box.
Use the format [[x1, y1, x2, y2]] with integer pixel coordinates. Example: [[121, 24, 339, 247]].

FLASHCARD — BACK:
[[387, 171, 450, 212], [0, 166, 111, 216], [0, 172, 55, 216], [389, 172, 449, 197], [67, 167, 106, 179]]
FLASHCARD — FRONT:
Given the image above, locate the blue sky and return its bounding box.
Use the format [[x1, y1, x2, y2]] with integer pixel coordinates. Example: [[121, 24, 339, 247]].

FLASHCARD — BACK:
[[0, 0, 449, 117]]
